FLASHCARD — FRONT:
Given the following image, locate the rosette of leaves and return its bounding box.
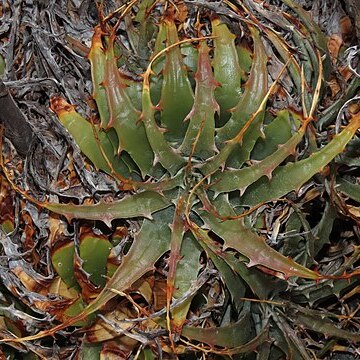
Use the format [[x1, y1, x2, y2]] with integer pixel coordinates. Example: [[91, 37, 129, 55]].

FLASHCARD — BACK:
[[0, 0, 359, 359]]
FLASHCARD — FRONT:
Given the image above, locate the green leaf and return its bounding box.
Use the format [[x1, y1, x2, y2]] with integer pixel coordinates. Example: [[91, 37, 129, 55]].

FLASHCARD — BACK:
[[182, 304, 255, 348], [181, 43, 198, 75], [52, 242, 77, 289], [23, 208, 174, 340], [139, 348, 155, 360], [198, 237, 246, 309], [150, 21, 167, 105], [280, 0, 331, 78], [336, 177, 360, 202], [292, 247, 360, 304], [273, 312, 312, 360], [159, 18, 194, 141], [318, 77, 360, 130], [240, 113, 360, 205], [215, 26, 268, 168], [44, 191, 171, 227], [64, 298, 89, 326], [79, 344, 102, 360], [141, 83, 185, 175], [1, 220, 14, 235], [236, 39, 253, 82], [212, 18, 242, 125], [196, 196, 322, 279], [88, 27, 110, 129], [166, 198, 187, 329], [180, 41, 218, 159], [288, 305, 360, 342], [50, 97, 130, 177], [104, 35, 154, 176], [133, 0, 158, 63], [0, 53, 5, 77], [210, 118, 307, 194], [313, 201, 337, 256], [201, 26, 268, 175], [80, 235, 112, 287], [83, 207, 173, 316], [251, 110, 301, 160], [171, 233, 202, 328], [174, 234, 202, 298], [52, 235, 112, 289], [197, 227, 286, 299]]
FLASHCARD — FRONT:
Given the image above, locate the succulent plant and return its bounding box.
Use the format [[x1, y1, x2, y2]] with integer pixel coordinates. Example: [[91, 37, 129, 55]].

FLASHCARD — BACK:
[[0, 0, 359, 359]]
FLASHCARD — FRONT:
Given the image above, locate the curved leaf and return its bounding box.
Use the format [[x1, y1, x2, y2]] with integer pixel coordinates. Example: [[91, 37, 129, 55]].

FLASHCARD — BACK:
[[180, 41, 219, 158], [241, 112, 360, 205], [159, 18, 194, 141], [195, 196, 322, 279], [210, 117, 308, 194], [44, 191, 171, 226], [50, 97, 130, 177], [182, 304, 255, 348], [103, 35, 154, 175]]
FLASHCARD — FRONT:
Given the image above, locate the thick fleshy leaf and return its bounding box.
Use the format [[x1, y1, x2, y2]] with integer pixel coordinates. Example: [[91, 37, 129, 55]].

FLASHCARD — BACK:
[[50, 97, 130, 177], [52, 242, 78, 289], [141, 79, 185, 175], [181, 43, 198, 75], [318, 77, 360, 130], [159, 18, 194, 141], [195, 229, 285, 299], [81, 207, 173, 317], [182, 304, 255, 347], [150, 21, 167, 105], [79, 234, 112, 288], [171, 233, 202, 330], [133, 0, 158, 64], [245, 0, 316, 93], [240, 111, 360, 205], [79, 344, 101, 360], [0, 53, 5, 76], [44, 191, 171, 226], [103, 35, 154, 176], [336, 177, 360, 202], [166, 197, 186, 331], [88, 26, 110, 128], [290, 19, 318, 90], [183, 323, 269, 356], [215, 26, 267, 168], [4, 2, 359, 357], [273, 312, 312, 360], [210, 117, 308, 194], [251, 110, 301, 160], [63, 298, 89, 326], [52, 234, 112, 289], [313, 202, 337, 256], [288, 305, 360, 342], [212, 18, 242, 125], [196, 196, 322, 279], [180, 41, 219, 158], [198, 238, 246, 309], [200, 27, 268, 175], [292, 247, 360, 304], [236, 39, 253, 82], [139, 348, 155, 360]]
